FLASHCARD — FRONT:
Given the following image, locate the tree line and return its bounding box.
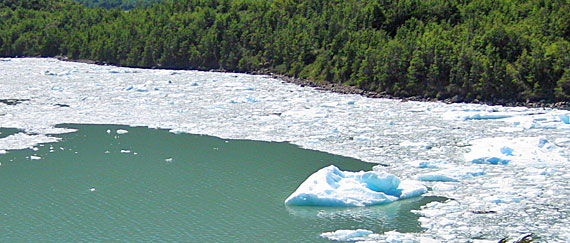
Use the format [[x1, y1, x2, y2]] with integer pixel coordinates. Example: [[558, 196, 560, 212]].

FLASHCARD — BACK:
[[73, 0, 162, 10], [1, 0, 569, 103]]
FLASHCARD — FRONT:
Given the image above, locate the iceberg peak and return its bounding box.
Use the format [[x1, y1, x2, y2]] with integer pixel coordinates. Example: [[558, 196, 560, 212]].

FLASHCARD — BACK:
[[285, 165, 426, 207]]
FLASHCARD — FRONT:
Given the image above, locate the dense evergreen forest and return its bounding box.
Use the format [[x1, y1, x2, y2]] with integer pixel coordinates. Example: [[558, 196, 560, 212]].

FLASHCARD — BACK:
[[73, 0, 161, 10], [1, 0, 569, 104]]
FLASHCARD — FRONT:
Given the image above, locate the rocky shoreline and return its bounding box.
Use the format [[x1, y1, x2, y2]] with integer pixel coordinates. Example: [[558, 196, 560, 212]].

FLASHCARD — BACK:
[[263, 72, 570, 110], [55, 56, 569, 110]]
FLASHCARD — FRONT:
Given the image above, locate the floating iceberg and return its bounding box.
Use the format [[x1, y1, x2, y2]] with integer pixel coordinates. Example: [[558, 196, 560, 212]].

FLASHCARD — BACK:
[[320, 229, 373, 241], [284, 165, 427, 207]]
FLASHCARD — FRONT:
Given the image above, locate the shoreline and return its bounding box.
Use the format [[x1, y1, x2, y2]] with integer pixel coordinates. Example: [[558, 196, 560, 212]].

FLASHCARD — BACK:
[[52, 56, 570, 110]]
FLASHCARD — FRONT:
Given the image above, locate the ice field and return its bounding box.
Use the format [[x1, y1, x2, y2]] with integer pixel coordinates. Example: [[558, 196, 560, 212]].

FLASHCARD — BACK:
[[1, 58, 569, 242]]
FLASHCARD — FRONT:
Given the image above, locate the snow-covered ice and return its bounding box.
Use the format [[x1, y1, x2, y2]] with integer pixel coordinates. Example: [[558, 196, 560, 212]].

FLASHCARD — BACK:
[[285, 165, 427, 206], [1, 58, 569, 242]]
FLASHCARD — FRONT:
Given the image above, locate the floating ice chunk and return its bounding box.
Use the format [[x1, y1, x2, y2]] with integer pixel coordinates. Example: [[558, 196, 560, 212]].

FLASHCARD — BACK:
[[116, 129, 128, 134], [0, 150, 5, 154], [560, 114, 570, 124], [0, 133, 61, 152], [44, 69, 77, 76], [431, 183, 457, 192], [400, 141, 432, 149], [555, 138, 570, 146], [464, 137, 567, 165], [30, 155, 41, 160], [125, 85, 148, 92], [285, 165, 427, 207], [410, 160, 449, 169], [464, 113, 513, 120], [320, 229, 373, 241], [120, 150, 131, 153], [398, 180, 430, 199], [441, 105, 520, 121], [109, 68, 134, 74], [416, 167, 485, 182], [383, 231, 419, 243]]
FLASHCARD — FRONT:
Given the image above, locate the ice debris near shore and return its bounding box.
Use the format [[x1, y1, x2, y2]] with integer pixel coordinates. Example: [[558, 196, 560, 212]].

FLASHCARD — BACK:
[[1, 58, 570, 242], [465, 137, 566, 165], [285, 165, 427, 207]]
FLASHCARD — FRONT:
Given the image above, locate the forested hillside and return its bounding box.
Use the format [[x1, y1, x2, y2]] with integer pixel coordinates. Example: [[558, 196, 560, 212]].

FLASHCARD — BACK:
[[1, 0, 569, 103], [73, 0, 162, 10]]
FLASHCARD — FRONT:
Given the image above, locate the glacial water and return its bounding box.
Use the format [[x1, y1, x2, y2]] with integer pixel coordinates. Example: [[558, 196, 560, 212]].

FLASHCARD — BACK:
[[1, 58, 569, 242], [0, 124, 444, 242]]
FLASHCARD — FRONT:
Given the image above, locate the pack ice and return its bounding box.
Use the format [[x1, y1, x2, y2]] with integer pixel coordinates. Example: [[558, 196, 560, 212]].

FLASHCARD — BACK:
[[284, 165, 427, 206], [1, 58, 569, 242]]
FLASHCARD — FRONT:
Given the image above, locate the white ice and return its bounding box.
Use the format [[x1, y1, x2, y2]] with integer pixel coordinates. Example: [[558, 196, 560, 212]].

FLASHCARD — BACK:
[[116, 129, 129, 134], [320, 229, 373, 241], [464, 137, 566, 166], [0, 133, 61, 152], [285, 165, 427, 207], [1, 58, 569, 242]]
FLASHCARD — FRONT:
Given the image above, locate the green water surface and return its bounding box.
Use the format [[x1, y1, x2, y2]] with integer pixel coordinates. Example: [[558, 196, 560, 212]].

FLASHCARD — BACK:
[[0, 124, 444, 242]]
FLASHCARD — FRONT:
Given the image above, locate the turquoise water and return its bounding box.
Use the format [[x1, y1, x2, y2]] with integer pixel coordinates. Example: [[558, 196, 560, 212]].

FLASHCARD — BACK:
[[0, 124, 444, 242], [0, 128, 19, 139]]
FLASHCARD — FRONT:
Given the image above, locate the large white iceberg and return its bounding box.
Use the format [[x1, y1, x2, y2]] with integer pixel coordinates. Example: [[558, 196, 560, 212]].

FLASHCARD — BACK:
[[284, 165, 427, 207]]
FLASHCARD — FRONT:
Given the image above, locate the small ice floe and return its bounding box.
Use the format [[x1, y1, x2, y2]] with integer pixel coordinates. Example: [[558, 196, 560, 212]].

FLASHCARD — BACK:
[[464, 137, 567, 165], [416, 167, 485, 182], [30, 155, 41, 160], [320, 229, 373, 241], [400, 141, 432, 150], [165, 157, 173, 162], [125, 85, 148, 92], [430, 182, 458, 192], [0, 133, 61, 152], [106, 129, 111, 134], [116, 129, 128, 134], [559, 114, 569, 124], [381, 231, 436, 243], [285, 165, 427, 207], [409, 160, 449, 169], [120, 150, 131, 154], [44, 69, 77, 77], [555, 138, 570, 146], [89, 187, 96, 192]]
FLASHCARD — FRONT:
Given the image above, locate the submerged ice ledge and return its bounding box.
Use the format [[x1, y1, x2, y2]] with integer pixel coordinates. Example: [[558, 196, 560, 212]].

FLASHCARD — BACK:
[[285, 165, 427, 207]]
